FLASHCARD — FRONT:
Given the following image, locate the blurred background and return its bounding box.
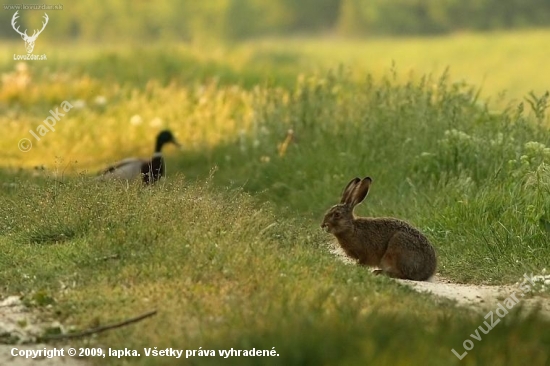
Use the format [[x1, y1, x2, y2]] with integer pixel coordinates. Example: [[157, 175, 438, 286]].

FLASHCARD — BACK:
[[1, 0, 550, 170], [2, 0, 550, 41]]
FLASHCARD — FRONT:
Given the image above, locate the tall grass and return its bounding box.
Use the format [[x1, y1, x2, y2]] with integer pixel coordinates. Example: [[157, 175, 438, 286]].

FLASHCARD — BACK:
[[178, 68, 550, 283]]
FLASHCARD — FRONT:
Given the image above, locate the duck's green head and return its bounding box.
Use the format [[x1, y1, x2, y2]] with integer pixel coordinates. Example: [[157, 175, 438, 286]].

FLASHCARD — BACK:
[[156, 130, 180, 151]]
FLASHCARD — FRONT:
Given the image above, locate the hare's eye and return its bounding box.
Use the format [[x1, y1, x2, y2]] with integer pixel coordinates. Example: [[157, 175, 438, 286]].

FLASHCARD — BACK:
[[333, 212, 341, 218]]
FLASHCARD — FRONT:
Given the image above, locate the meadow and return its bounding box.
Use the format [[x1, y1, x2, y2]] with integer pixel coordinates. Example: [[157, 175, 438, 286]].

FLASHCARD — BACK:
[[1, 30, 550, 365]]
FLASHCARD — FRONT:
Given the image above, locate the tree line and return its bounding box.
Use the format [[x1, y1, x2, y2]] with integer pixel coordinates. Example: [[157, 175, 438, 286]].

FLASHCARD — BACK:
[[1, 0, 550, 41]]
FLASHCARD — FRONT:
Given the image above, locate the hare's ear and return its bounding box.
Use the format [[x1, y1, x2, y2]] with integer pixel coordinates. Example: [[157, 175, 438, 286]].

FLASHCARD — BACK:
[[350, 177, 372, 207], [340, 177, 361, 204]]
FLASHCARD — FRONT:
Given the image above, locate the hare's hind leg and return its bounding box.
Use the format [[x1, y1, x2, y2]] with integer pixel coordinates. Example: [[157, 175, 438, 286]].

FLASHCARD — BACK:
[[379, 233, 411, 279], [378, 253, 405, 279], [372, 268, 401, 278], [383, 231, 431, 280]]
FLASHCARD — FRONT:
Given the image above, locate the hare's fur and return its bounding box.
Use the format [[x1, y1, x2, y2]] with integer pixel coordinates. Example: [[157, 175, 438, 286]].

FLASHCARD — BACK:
[[321, 177, 436, 281]]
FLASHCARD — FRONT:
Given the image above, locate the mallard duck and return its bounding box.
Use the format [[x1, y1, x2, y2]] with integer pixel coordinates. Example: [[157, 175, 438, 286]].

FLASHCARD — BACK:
[[99, 130, 180, 184]]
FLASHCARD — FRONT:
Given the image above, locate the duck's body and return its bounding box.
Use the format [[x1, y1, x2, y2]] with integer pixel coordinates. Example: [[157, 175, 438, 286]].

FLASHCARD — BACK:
[[99, 130, 179, 184]]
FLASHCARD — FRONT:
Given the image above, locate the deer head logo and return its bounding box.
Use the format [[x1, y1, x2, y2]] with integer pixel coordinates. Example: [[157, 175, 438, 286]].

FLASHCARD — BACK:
[[11, 11, 49, 54]]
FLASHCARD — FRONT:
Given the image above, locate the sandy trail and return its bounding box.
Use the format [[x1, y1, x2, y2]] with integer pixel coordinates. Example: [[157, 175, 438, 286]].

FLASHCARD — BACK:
[[0, 296, 86, 366], [330, 245, 550, 317], [397, 275, 550, 318]]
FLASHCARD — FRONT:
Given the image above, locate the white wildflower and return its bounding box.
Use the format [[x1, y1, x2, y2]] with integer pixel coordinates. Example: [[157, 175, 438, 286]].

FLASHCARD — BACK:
[[130, 115, 143, 126], [72, 99, 86, 109], [94, 95, 107, 106]]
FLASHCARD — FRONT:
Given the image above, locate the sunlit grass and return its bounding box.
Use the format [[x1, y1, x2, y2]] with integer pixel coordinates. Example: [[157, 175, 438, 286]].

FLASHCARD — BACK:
[[3, 30, 550, 171], [1, 69, 256, 170], [240, 29, 550, 106], [3, 30, 550, 170]]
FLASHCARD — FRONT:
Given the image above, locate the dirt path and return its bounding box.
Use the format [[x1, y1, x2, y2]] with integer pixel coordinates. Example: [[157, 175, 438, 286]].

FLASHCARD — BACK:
[[0, 296, 86, 366], [330, 245, 550, 317], [397, 275, 550, 319]]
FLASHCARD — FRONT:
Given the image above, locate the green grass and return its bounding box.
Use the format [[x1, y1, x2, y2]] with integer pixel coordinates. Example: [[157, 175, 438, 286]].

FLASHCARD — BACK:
[[1, 178, 549, 365], [1, 32, 550, 365], [239, 29, 550, 107]]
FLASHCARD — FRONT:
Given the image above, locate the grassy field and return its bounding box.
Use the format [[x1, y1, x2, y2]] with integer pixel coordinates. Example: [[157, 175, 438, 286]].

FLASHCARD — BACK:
[[1, 31, 550, 365], [242, 29, 550, 106]]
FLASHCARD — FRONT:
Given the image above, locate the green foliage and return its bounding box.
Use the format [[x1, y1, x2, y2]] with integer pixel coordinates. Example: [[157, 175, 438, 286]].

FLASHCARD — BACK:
[[31, 290, 56, 306], [336, 0, 550, 35]]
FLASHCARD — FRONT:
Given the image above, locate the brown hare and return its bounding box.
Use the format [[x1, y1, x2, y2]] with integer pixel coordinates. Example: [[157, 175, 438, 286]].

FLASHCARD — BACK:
[[321, 176, 436, 281]]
